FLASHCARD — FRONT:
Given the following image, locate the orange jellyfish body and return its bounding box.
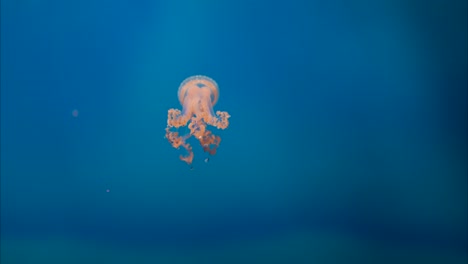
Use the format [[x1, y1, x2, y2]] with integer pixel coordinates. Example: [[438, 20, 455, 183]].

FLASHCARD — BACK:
[[166, 75, 230, 165]]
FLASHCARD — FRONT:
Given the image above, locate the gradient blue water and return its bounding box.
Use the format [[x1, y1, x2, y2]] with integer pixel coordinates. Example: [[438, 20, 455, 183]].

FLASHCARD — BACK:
[[1, 0, 467, 263]]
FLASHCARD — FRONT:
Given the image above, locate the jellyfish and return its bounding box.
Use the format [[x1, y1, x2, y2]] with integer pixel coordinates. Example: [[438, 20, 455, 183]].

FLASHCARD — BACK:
[[166, 75, 230, 165]]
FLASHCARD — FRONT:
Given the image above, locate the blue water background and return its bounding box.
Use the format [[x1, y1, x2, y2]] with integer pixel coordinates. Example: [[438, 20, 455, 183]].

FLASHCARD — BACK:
[[1, 0, 467, 263]]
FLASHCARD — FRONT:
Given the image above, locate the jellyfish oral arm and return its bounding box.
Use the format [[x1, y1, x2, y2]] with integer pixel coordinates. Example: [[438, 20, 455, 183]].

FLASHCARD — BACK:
[[208, 111, 230, 129], [167, 108, 188, 128]]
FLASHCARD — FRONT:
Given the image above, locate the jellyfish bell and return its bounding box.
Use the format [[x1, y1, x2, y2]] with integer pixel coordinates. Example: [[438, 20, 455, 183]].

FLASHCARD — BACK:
[[178, 75, 219, 107]]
